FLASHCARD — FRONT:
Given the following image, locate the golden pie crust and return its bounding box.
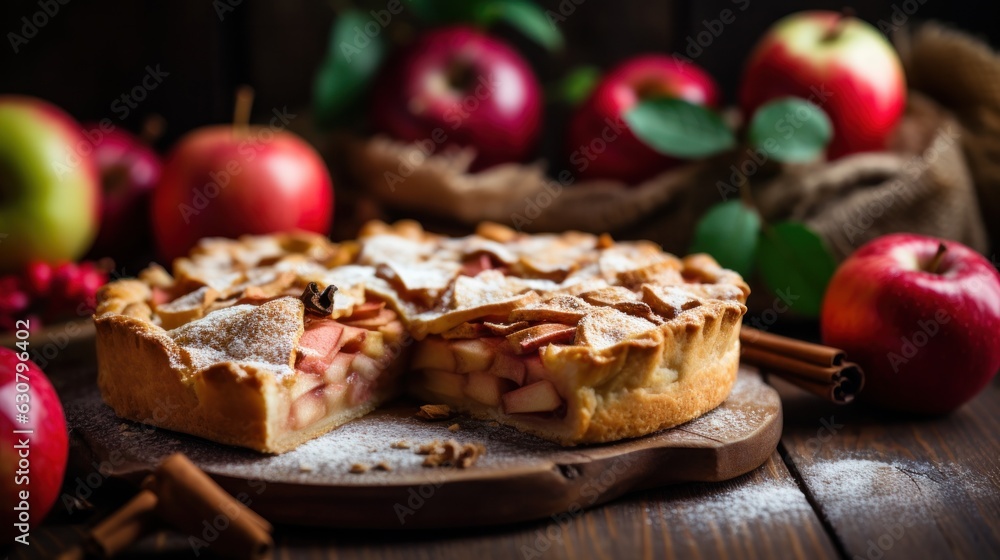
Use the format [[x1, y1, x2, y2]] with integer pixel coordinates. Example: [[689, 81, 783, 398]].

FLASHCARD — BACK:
[[94, 222, 748, 452]]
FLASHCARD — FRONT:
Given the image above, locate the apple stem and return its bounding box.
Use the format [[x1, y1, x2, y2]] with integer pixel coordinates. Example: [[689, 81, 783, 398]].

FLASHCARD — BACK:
[[140, 114, 166, 146], [822, 7, 855, 42], [233, 85, 255, 133], [927, 242, 948, 274]]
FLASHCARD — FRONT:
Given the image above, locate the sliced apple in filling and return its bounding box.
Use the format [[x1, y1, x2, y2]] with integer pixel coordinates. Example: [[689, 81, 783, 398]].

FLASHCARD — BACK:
[[413, 337, 457, 371], [451, 339, 495, 373], [422, 369, 467, 399], [502, 380, 562, 414], [465, 371, 514, 406], [411, 327, 566, 420], [287, 299, 406, 433]]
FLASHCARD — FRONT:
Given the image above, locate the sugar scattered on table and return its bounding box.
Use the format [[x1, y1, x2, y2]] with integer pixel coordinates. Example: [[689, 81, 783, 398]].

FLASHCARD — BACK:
[[799, 457, 993, 523]]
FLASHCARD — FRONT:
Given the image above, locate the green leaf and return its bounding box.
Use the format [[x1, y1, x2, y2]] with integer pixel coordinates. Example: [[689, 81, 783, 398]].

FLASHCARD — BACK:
[[756, 222, 837, 317], [689, 201, 761, 277], [549, 66, 600, 105], [312, 10, 385, 128], [624, 98, 736, 159], [473, 0, 563, 51], [748, 97, 833, 163]]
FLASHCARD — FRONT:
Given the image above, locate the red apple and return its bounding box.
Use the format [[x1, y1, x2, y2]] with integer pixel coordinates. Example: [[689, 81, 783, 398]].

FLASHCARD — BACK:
[[567, 54, 720, 184], [821, 234, 1000, 414], [1, 347, 69, 542], [740, 10, 906, 159], [0, 96, 101, 271], [369, 26, 543, 171], [84, 123, 162, 258], [151, 125, 334, 261]]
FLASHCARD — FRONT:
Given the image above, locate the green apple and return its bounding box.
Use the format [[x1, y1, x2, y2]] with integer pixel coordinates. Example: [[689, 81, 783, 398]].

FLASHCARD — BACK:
[[0, 96, 100, 271]]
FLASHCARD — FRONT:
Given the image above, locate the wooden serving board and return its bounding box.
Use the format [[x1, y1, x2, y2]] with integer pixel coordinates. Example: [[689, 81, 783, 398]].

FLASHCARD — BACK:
[[66, 367, 781, 529]]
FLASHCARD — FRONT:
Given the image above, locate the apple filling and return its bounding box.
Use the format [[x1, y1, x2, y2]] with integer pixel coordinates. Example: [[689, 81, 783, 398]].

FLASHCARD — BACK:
[[287, 301, 405, 431], [410, 331, 570, 420]]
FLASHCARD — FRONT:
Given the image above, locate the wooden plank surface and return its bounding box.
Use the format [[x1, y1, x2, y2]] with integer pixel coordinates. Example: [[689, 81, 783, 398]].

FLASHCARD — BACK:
[[13, 368, 1000, 559], [773, 375, 1000, 560], [16, 455, 838, 560]]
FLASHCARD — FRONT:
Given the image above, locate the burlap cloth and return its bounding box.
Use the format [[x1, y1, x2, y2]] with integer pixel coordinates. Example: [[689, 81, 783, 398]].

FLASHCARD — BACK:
[[345, 23, 996, 260]]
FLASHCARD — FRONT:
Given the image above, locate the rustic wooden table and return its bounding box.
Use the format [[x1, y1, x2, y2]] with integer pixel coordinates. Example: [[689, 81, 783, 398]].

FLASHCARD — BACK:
[[12, 364, 1000, 560]]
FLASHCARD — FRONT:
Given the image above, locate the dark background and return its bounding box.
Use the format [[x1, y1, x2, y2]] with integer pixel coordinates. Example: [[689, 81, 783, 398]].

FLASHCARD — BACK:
[[1, 0, 997, 151]]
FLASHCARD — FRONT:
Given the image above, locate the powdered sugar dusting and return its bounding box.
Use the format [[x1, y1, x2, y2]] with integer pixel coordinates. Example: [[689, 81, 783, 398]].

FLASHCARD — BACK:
[[799, 457, 996, 522], [68, 370, 777, 487], [169, 298, 303, 376], [654, 477, 813, 530]]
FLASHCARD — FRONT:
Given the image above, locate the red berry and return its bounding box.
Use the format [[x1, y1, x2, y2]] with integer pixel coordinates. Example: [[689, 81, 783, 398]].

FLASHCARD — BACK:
[[51, 262, 84, 301], [78, 268, 107, 312], [23, 261, 54, 297], [0, 290, 29, 315]]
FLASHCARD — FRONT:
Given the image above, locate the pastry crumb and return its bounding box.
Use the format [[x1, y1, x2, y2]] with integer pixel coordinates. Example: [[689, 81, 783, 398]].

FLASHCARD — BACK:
[[416, 404, 453, 420], [390, 440, 411, 449], [299, 463, 315, 473], [448, 423, 460, 432], [417, 439, 486, 468], [349, 463, 369, 474], [374, 461, 392, 472]]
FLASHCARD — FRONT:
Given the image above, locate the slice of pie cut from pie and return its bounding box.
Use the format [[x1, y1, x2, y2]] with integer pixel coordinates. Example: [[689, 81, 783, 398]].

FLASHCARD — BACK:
[[94, 222, 748, 453]]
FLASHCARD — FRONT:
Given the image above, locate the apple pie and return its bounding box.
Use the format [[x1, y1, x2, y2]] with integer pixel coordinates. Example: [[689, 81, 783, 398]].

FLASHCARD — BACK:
[[94, 221, 748, 452]]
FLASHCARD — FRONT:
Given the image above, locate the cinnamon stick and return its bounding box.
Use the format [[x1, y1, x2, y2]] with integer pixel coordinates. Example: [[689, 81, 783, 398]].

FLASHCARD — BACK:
[[85, 487, 160, 558], [740, 326, 865, 404], [740, 326, 843, 367], [143, 453, 273, 560]]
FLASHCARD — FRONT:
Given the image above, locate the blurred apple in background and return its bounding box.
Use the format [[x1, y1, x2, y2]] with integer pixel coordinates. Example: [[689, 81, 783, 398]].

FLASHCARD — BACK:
[[740, 10, 906, 159], [85, 122, 162, 259], [0, 96, 100, 271], [1, 348, 68, 541], [370, 26, 543, 171], [151, 124, 334, 261], [821, 234, 1000, 414], [567, 55, 720, 184]]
